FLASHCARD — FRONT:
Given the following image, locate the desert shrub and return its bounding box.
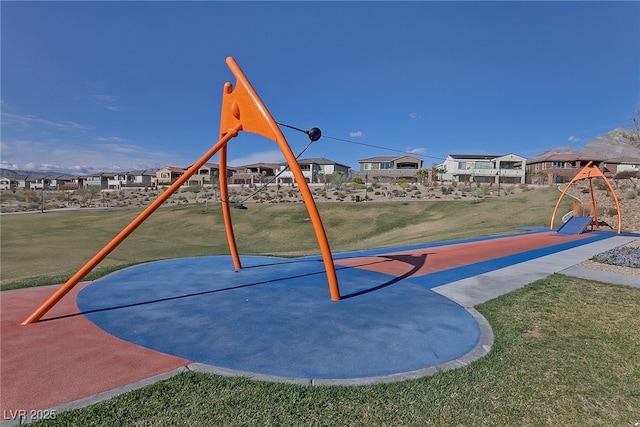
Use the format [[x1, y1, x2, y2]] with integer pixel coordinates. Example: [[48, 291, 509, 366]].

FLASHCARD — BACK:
[[606, 207, 618, 216], [591, 246, 640, 268]]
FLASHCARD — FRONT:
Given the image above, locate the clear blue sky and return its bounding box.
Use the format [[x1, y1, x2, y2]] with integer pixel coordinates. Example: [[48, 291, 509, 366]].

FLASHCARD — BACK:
[[1, 1, 639, 174]]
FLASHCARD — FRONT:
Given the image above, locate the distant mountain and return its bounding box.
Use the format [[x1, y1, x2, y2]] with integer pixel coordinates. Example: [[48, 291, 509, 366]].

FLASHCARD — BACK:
[[0, 168, 77, 178], [536, 128, 640, 160], [581, 128, 640, 158], [537, 146, 581, 156]]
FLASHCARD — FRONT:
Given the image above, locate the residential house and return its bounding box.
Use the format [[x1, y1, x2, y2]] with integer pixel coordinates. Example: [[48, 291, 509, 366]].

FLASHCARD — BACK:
[[78, 173, 109, 189], [30, 174, 75, 190], [12, 176, 34, 190], [185, 162, 236, 187], [606, 157, 640, 177], [104, 170, 155, 189], [524, 153, 608, 184], [155, 166, 186, 186], [439, 154, 526, 184], [275, 157, 350, 185], [126, 170, 155, 188], [0, 177, 11, 190], [230, 163, 279, 185], [357, 155, 424, 183], [106, 173, 127, 190]]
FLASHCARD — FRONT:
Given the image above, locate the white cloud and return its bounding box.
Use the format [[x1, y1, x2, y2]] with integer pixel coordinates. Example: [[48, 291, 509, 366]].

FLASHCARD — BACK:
[[94, 94, 119, 112], [0, 137, 192, 174], [408, 112, 420, 120], [349, 131, 364, 138], [568, 135, 582, 143], [1, 112, 93, 131], [406, 147, 427, 155], [228, 150, 284, 167]]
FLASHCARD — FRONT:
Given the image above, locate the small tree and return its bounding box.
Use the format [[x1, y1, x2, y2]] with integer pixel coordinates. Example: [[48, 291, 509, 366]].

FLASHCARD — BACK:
[[76, 186, 101, 207], [330, 171, 347, 191]]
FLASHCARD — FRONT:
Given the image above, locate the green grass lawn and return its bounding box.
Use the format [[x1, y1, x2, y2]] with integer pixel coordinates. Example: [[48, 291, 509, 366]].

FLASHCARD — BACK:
[[4, 187, 639, 425], [1, 187, 568, 290]]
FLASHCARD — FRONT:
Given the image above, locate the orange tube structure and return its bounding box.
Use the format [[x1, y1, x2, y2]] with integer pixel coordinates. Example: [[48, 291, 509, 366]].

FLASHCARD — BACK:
[[550, 161, 622, 234], [23, 124, 242, 325], [218, 142, 242, 270], [221, 57, 341, 301], [23, 56, 341, 325]]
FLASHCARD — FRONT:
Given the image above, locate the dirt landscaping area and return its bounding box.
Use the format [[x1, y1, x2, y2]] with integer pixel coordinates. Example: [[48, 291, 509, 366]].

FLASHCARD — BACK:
[[2, 180, 639, 232]]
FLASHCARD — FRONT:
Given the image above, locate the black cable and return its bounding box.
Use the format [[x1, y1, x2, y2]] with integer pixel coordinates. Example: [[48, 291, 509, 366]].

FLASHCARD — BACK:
[[322, 135, 445, 162], [232, 121, 445, 208], [232, 127, 316, 207]]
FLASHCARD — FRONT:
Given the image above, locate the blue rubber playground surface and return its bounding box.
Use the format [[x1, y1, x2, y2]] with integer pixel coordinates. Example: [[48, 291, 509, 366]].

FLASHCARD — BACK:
[[75, 229, 630, 383], [78, 256, 482, 380]]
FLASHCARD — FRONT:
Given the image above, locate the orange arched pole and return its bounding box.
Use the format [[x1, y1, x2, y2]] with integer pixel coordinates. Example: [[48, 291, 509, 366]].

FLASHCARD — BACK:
[[218, 142, 241, 270], [220, 57, 341, 301], [22, 124, 242, 325], [550, 161, 622, 234], [23, 57, 341, 325]]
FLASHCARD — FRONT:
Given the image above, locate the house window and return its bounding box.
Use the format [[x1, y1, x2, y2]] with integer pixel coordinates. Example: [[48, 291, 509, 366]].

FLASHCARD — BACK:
[[552, 161, 566, 168], [380, 162, 393, 169], [475, 161, 492, 169], [363, 163, 372, 170], [397, 162, 418, 169], [458, 162, 467, 170]]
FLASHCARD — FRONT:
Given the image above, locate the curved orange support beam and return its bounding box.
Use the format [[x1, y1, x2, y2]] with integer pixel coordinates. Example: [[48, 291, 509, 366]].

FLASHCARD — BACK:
[[550, 161, 622, 233], [23, 125, 242, 325], [218, 142, 241, 270], [23, 57, 341, 325], [221, 57, 341, 301]]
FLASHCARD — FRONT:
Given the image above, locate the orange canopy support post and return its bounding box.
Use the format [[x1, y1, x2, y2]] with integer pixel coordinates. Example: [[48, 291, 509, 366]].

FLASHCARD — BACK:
[[218, 142, 242, 271], [220, 57, 341, 301], [550, 161, 622, 234], [23, 56, 341, 325]]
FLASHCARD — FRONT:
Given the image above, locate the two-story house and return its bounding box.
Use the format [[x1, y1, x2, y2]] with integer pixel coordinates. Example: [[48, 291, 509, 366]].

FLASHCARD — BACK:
[[524, 153, 609, 184], [275, 158, 350, 185], [439, 154, 526, 184], [357, 155, 423, 183], [78, 173, 110, 189], [0, 176, 33, 190], [230, 163, 279, 185], [155, 166, 186, 187]]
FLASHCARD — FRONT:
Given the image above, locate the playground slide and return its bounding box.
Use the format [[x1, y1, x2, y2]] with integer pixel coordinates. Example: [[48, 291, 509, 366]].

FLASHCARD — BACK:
[[557, 215, 593, 235]]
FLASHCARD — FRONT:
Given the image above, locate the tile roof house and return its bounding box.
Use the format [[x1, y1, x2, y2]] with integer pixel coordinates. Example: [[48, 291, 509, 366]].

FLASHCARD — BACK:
[[525, 153, 610, 184], [357, 155, 423, 183]]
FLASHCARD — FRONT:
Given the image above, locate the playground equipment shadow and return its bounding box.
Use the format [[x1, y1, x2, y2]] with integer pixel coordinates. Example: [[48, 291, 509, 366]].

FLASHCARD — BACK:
[[1, 229, 638, 425]]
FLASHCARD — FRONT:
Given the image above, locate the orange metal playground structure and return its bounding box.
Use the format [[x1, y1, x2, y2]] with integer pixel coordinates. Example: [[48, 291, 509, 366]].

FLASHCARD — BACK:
[[23, 57, 341, 325], [550, 161, 622, 234]]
